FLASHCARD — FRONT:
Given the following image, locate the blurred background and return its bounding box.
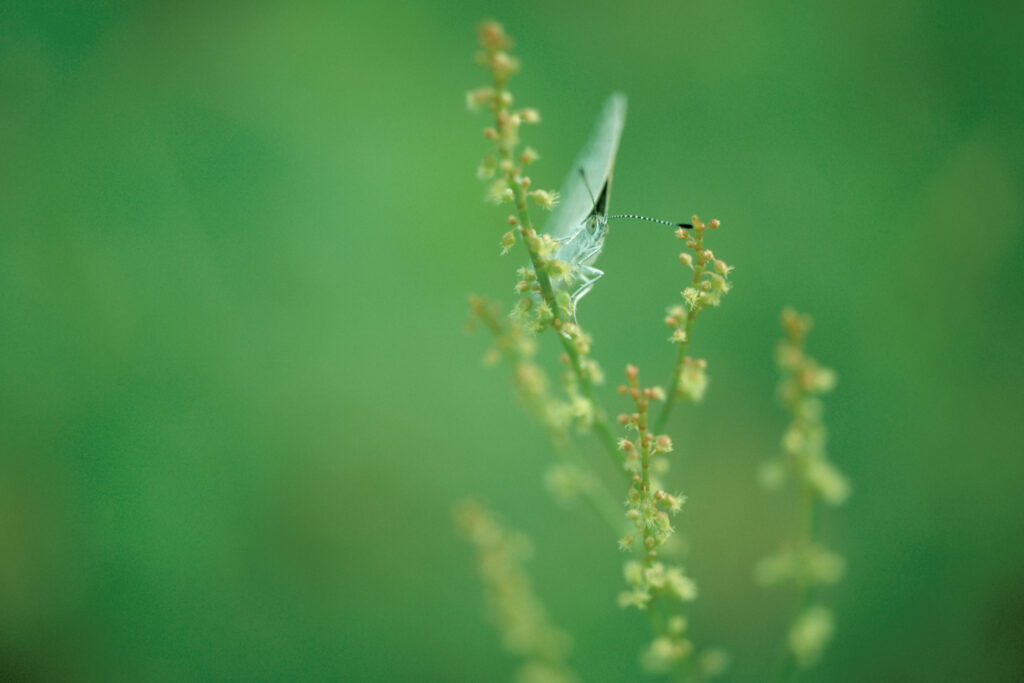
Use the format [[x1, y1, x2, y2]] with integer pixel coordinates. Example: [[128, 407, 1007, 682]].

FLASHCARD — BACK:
[[2, 1, 1022, 681]]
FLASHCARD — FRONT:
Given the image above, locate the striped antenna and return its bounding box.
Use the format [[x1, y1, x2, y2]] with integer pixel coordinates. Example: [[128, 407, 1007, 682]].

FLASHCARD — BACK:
[[579, 167, 693, 228], [610, 214, 693, 229], [578, 167, 598, 208]]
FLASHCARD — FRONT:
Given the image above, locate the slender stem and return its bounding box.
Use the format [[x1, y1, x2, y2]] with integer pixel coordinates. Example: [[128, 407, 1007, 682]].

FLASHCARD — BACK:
[[636, 403, 655, 566], [654, 315, 694, 434], [654, 228, 707, 434], [775, 345, 822, 683]]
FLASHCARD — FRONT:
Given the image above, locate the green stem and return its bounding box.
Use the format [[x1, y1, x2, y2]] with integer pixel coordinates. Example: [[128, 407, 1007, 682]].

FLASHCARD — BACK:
[[654, 229, 707, 434], [775, 377, 821, 683], [654, 315, 693, 434]]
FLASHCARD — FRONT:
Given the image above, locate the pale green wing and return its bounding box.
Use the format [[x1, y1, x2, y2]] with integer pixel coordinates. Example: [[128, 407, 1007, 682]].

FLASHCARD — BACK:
[[545, 92, 627, 240]]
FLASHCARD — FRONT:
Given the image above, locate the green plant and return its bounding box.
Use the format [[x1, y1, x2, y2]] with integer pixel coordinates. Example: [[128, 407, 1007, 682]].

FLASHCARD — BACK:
[[757, 309, 849, 678], [460, 21, 847, 682]]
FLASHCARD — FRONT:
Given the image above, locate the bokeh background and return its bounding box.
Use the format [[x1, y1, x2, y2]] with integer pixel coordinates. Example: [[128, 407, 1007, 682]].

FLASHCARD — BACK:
[[2, 1, 1022, 681]]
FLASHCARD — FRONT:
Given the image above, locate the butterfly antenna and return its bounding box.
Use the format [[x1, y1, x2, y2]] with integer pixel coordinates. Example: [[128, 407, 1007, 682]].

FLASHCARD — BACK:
[[578, 168, 598, 208], [610, 214, 694, 229]]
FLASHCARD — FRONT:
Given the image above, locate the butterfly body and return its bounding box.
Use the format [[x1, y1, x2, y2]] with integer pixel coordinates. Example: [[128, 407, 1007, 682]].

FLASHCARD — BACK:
[[553, 182, 611, 312], [544, 94, 627, 318]]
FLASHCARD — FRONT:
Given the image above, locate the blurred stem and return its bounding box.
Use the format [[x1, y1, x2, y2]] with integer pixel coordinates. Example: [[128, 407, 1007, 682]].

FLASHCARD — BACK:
[[474, 303, 624, 536], [775, 342, 821, 682]]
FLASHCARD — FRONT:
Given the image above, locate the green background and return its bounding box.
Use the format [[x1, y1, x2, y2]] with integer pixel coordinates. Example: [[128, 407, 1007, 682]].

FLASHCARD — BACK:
[[2, 1, 1022, 681]]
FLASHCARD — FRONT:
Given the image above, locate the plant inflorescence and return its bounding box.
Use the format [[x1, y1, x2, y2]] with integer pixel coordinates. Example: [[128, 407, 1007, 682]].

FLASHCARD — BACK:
[[757, 309, 849, 676], [459, 21, 847, 682]]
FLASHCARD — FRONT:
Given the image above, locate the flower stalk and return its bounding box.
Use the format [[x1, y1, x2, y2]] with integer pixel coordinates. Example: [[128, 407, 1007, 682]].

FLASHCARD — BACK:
[[756, 309, 849, 679], [471, 21, 621, 464]]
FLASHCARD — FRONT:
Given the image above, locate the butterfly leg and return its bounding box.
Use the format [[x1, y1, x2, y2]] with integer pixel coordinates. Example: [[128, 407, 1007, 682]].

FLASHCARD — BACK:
[[567, 265, 604, 322]]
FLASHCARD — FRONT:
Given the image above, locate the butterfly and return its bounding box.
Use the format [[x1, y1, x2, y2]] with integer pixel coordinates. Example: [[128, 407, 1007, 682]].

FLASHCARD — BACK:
[[545, 93, 690, 320]]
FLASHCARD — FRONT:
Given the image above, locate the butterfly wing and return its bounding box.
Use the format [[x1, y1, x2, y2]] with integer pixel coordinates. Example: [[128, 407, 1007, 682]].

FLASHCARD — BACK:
[[545, 92, 627, 241]]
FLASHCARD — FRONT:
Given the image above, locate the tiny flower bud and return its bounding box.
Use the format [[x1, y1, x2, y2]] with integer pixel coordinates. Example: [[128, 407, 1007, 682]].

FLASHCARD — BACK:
[[520, 108, 541, 123], [520, 147, 539, 164], [465, 89, 488, 111], [483, 127, 498, 140], [529, 189, 559, 210], [491, 51, 512, 73], [547, 259, 570, 282], [654, 435, 673, 453], [626, 365, 639, 382], [507, 215, 518, 225], [679, 253, 693, 268], [675, 228, 688, 241], [477, 21, 511, 51], [709, 218, 720, 229], [500, 230, 516, 254]]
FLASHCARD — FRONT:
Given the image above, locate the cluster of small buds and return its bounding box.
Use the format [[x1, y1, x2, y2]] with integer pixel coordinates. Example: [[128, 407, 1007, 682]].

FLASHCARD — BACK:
[[658, 217, 731, 412], [612, 365, 696, 621], [617, 559, 698, 610], [678, 357, 708, 402], [675, 216, 731, 314], [455, 499, 579, 683], [763, 308, 850, 504], [564, 391, 595, 431], [468, 296, 571, 439], [757, 309, 849, 671], [754, 543, 846, 588], [529, 188, 559, 210], [469, 296, 534, 357], [788, 605, 835, 668], [559, 322, 593, 357], [544, 463, 596, 506], [470, 20, 578, 355], [470, 21, 558, 233], [638, 614, 700, 674], [546, 259, 573, 285], [500, 229, 517, 255], [474, 21, 519, 82]]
